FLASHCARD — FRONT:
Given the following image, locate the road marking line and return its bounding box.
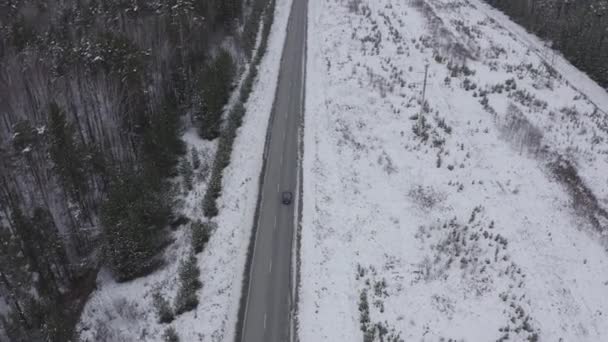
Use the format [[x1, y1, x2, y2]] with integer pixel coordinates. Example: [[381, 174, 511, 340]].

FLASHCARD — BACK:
[[264, 313, 267, 330], [274, 215, 277, 228], [269, 260, 272, 273]]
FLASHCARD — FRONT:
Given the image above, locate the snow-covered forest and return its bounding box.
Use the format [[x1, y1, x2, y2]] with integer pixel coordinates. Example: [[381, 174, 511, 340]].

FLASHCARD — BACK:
[[485, 0, 608, 88], [0, 0, 272, 340]]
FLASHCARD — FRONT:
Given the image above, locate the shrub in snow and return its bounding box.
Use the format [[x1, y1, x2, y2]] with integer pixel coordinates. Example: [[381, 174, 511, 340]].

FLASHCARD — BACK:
[[113, 297, 141, 322], [162, 326, 179, 342], [92, 318, 112, 341], [435, 117, 452, 134], [499, 103, 543, 155], [412, 115, 430, 142], [191, 220, 214, 254], [174, 253, 202, 315], [358, 289, 370, 332], [409, 185, 444, 210], [153, 292, 174, 324]]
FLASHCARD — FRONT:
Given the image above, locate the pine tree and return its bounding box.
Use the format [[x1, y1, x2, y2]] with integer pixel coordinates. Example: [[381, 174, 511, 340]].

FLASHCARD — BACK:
[[198, 50, 235, 140], [8, 207, 68, 299], [1, 208, 72, 342], [0, 227, 32, 330], [202, 173, 220, 217], [28, 208, 70, 296], [10, 16, 37, 51], [191, 220, 213, 253], [173, 252, 201, 314], [180, 159, 194, 191], [214, 0, 242, 30], [48, 102, 87, 199], [191, 147, 201, 170], [101, 171, 171, 281], [142, 108, 186, 180]]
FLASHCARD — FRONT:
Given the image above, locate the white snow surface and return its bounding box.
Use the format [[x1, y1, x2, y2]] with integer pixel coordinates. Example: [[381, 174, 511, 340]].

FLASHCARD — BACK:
[[76, 0, 292, 339], [299, 0, 608, 341]]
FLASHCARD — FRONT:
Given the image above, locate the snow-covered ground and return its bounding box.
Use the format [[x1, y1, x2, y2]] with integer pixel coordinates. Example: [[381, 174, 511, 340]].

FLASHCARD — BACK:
[[299, 0, 608, 341], [76, 0, 292, 340]]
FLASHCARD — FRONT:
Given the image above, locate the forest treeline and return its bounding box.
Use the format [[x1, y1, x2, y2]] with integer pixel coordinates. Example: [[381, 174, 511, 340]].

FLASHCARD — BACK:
[[0, 0, 270, 340], [485, 0, 608, 88]]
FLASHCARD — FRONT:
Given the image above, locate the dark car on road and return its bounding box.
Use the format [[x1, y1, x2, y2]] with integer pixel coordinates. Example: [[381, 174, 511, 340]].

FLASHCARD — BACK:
[[282, 191, 293, 205]]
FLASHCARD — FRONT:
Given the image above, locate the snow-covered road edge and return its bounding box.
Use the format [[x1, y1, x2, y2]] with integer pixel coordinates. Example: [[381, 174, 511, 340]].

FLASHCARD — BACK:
[[217, 0, 293, 339]]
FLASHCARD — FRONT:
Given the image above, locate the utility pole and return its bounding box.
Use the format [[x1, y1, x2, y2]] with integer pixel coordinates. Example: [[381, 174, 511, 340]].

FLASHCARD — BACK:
[[418, 64, 429, 130]]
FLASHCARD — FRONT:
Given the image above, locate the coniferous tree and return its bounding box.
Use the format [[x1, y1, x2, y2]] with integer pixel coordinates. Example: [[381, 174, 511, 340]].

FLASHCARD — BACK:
[[48, 102, 87, 200], [202, 173, 221, 217], [180, 159, 194, 192], [101, 171, 171, 281], [191, 147, 201, 170], [191, 220, 213, 253], [142, 108, 186, 180], [0, 208, 72, 342], [215, 0, 242, 30], [198, 50, 236, 140], [28, 208, 70, 296], [9, 207, 68, 299], [0, 227, 32, 330], [173, 252, 202, 314]]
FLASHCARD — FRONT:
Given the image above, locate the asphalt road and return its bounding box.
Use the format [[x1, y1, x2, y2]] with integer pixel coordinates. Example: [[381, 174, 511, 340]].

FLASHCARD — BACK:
[[240, 0, 308, 341]]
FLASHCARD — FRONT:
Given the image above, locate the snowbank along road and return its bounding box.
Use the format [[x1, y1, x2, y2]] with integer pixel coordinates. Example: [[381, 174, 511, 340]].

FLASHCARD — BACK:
[[240, 0, 307, 341]]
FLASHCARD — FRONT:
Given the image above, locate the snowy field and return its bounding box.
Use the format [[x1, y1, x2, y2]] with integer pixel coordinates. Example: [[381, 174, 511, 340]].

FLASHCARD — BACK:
[[76, 0, 292, 339], [299, 0, 608, 341]]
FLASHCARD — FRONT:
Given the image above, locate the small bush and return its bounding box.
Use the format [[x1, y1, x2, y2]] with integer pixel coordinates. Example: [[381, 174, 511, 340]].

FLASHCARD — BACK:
[[162, 326, 179, 342], [174, 253, 202, 315], [113, 297, 140, 322], [152, 292, 174, 324], [359, 289, 370, 331], [412, 115, 430, 142], [191, 220, 214, 253]]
